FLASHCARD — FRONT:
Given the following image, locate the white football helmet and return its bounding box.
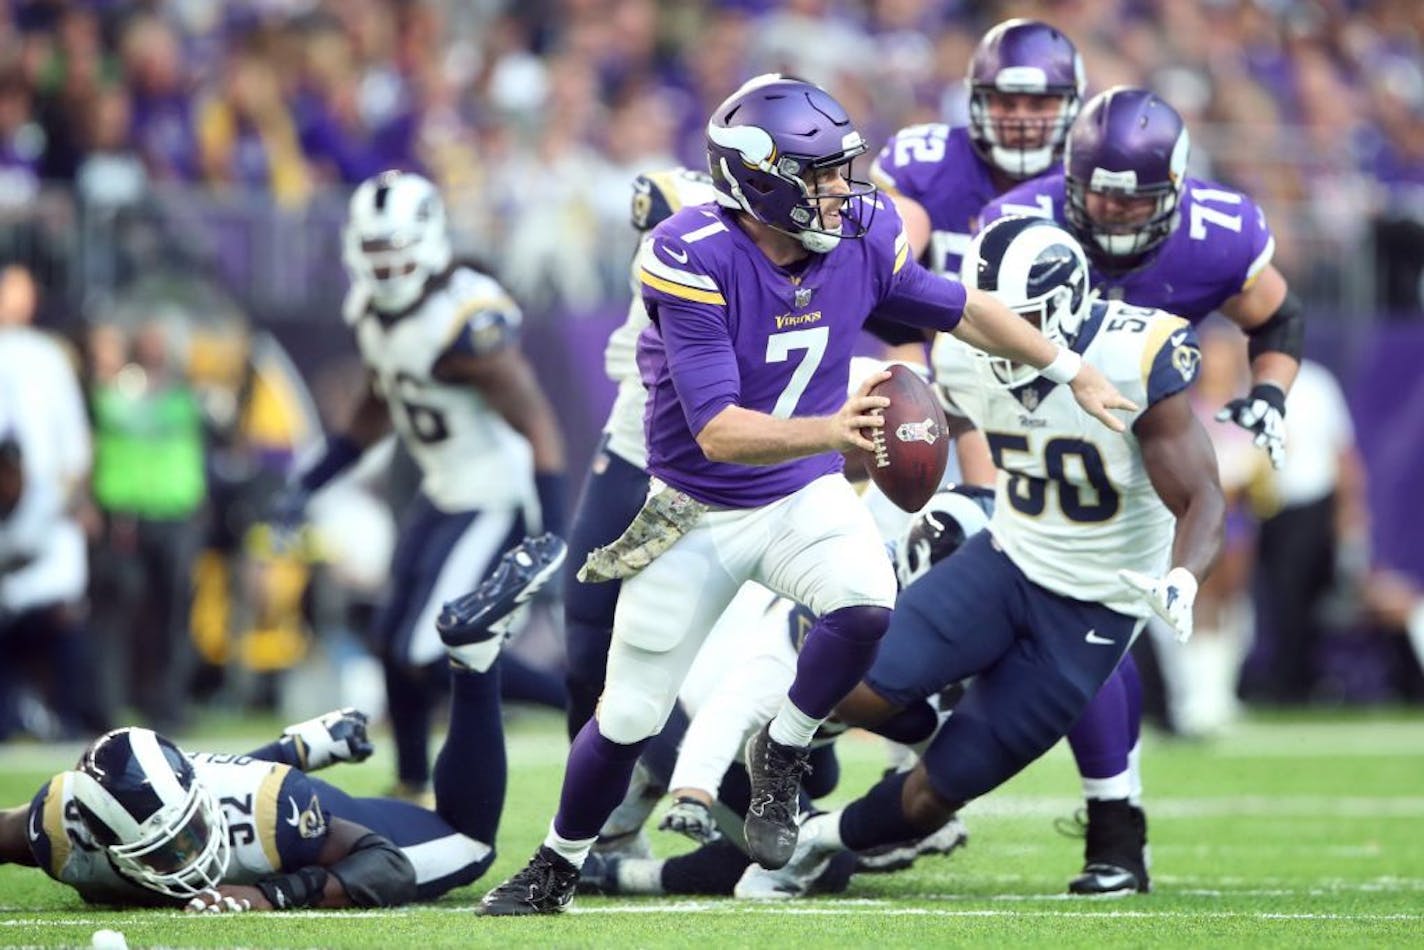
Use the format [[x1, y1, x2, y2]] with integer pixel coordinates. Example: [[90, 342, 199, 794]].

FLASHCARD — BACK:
[[71, 728, 231, 899], [961, 215, 1091, 388], [343, 170, 452, 312]]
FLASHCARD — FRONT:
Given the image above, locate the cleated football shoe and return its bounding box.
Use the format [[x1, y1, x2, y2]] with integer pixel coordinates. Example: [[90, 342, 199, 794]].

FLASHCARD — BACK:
[[438, 535, 567, 670], [477, 845, 580, 916], [576, 851, 620, 895], [1065, 799, 1151, 895], [855, 815, 969, 873], [743, 723, 812, 870], [734, 812, 835, 900]]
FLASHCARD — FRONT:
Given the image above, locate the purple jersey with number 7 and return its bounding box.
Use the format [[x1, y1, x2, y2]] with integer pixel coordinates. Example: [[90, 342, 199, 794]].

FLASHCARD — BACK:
[[636, 196, 967, 509]]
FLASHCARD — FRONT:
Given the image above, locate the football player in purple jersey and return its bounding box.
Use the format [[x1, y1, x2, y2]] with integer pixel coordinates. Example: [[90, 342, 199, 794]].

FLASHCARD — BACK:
[[983, 86, 1301, 465], [974, 85, 1304, 893], [476, 73, 1135, 917]]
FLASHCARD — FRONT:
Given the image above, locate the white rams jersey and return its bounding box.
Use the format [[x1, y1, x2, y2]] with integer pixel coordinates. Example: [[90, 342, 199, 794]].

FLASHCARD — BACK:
[[932, 300, 1202, 618], [344, 265, 533, 513], [28, 754, 325, 905], [0, 473, 85, 612], [602, 169, 718, 469]]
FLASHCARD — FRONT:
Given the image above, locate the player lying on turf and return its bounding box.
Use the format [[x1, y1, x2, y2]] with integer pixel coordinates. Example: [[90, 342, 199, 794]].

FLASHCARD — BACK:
[[0, 535, 565, 912], [580, 486, 993, 899], [753, 215, 1225, 895]]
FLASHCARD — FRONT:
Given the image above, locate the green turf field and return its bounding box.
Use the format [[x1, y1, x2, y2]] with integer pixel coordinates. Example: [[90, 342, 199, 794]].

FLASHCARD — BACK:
[[3, 709, 1422, 948]]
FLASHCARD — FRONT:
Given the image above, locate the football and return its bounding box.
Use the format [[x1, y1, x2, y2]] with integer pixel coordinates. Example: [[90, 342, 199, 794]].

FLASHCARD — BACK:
[[855, 364, 950, 512]]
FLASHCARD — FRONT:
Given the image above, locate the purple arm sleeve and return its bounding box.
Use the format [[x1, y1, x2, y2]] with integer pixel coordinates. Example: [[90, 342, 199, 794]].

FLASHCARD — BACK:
[[656, 299, 741, 436], [875, 260, 966, 333]]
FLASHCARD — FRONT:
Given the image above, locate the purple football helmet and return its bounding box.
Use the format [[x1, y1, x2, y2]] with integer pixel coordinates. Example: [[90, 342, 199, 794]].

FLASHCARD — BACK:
[[707, 74, 876, 253], [967, 19, 1085, 180], [1065, 87, 1190, 267]]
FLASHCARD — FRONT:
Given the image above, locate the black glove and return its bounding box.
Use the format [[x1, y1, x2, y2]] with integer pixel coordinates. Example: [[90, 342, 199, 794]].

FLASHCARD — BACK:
[[1216, 383, 1286, 469]]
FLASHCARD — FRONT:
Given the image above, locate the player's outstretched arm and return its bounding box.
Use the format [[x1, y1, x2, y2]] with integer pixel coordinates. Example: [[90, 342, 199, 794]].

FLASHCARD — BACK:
[[435, 347, 569, 533], [953, 288, 1137, 432], [1122, 391, 1227, 642], [186, 817, 415, 913], [696, 370, 891, 465], [1217, 265, 1301, 469], [274, 381, 391, 526], [0, 805, 39, 867]]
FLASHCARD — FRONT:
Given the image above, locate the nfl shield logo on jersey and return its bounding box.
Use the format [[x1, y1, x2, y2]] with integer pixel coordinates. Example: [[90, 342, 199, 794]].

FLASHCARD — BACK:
[[794, 286, 814, 309]]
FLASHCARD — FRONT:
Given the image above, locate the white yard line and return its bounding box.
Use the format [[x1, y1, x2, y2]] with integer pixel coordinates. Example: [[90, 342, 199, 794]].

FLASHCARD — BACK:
[[5, 903, 1424, 926]]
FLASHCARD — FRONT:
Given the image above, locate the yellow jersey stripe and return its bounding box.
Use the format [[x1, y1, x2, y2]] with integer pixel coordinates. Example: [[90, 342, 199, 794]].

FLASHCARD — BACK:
[[894, 237, 909, 274], [443, 295, 516, 349], [640, 270, 726, 305], [1241, 235, 1275, 291], [43, 775, 70, 877], [255, 764, 288, 870], [1139, 315, 1191, 390]]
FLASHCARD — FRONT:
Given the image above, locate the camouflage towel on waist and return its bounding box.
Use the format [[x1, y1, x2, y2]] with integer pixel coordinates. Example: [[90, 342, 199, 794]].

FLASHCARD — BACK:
[[578, 479, 709, 583]]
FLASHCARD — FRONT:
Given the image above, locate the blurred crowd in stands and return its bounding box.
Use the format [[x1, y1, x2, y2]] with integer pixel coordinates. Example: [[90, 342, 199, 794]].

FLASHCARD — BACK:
[[0, 0, 1422, 746], [0, 0, 1420, 313]]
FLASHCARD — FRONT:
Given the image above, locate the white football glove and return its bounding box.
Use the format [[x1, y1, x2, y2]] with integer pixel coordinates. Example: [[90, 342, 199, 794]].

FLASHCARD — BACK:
[[659, 796, 722, 845], [1215, 383, 1287, 470], [282, 708, 373, 771], [1119, 567, 1198, 643]]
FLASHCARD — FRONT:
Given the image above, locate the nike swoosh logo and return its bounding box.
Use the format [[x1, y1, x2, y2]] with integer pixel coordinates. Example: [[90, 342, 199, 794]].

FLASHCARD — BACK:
[[663, 245, 689, 264], [1169, 330, 1188, 347], [28, 806, 43, 842], [1085, 629, 1115, 645], [286, 796, 302, 827]]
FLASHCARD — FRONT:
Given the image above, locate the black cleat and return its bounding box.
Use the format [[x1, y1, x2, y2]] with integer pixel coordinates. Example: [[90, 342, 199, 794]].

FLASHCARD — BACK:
[[477, 845, 580, 916], [1065, 799, 1151, 895], [438, 534, 567, 645], [743, 723, 812, 870]]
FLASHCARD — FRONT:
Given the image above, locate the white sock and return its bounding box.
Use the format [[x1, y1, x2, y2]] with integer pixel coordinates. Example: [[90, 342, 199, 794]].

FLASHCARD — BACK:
[[1127, 742, 1143, 806], [768, 700, 820, 748], [543, 822, 596, 869], [615, 858, 665, 895], [446, 638, 502, 674], [1081, 772, 1133, 801]]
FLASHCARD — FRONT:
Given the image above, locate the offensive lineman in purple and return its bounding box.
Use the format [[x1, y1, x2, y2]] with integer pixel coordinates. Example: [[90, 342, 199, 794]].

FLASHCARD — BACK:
[[982, 86, 1303, 467]]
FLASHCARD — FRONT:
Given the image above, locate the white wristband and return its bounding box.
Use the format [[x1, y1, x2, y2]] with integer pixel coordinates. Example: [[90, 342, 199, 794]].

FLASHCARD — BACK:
[[1040, 347, 1082, 385]]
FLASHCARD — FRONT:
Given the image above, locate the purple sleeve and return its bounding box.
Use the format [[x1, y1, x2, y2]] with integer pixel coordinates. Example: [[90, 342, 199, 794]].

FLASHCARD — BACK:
[[875, 260, 966, 332], [655, 297, 742, 436]]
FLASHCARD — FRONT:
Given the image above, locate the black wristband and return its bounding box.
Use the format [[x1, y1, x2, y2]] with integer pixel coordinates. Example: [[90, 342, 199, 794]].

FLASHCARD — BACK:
[[256, 866, 329, 909], [1248, 382, 1287, 415]]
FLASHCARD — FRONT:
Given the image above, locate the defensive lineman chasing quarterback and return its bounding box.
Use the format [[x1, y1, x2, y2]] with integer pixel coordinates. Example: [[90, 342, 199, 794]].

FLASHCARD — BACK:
[[772, 215, 1224, 891], [477, 73, 1135, 916]]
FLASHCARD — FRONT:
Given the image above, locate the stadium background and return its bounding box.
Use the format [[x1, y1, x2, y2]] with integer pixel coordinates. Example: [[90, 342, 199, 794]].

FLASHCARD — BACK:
[[0, 0, 1420, 775]]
